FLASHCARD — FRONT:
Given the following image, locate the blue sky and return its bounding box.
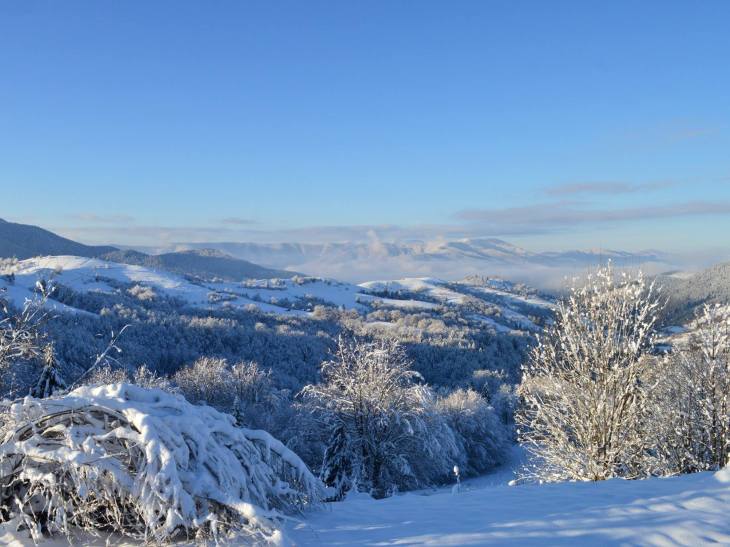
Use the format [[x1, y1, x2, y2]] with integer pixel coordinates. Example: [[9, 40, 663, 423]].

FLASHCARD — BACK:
[[1, 1, 729, 255]]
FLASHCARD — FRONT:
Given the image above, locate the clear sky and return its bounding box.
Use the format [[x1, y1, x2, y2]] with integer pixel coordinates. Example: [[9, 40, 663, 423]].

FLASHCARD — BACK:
[[2, 1, 729, 256]]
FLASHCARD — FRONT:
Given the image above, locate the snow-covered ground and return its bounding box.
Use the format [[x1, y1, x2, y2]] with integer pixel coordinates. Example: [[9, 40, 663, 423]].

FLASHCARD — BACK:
[[287, 468, 730, 546], [4, 452, 730, 546]]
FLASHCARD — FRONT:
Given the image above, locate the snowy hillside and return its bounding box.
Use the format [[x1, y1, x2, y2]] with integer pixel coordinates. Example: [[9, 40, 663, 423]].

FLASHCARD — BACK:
[[658, 261, 730, 324], [287, 467, 730, 545], [0, 256, 554, 335]]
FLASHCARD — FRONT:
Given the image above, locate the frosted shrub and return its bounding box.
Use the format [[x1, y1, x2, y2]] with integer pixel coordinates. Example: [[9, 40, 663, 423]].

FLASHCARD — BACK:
[[127, 283, 156, 302], [0, 384, 322, 543], [173, 356, 231, 407], [648, 304, 730, 473], [173, 357, 282, 430], [517, 264, 662, 482], [437, 388, 510, 475], [84, 363, 129, 386]]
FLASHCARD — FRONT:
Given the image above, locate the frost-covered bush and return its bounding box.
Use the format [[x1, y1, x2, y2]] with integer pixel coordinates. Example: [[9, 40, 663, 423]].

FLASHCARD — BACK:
[[517, 265, 662, 482], [0, 384, 322, 543], [84, 363, 173, 392], [437, 389, 511, 476], [173, 357, 283, 430], [173, 356, 232, 407], [127, 283, 157, 302], [647, 304, 730, 474], [83, 363, 129, 385]]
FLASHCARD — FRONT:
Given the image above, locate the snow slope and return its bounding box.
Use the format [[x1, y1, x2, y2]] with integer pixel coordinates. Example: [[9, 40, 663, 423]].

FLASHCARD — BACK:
[[288, 469, 730, 546]]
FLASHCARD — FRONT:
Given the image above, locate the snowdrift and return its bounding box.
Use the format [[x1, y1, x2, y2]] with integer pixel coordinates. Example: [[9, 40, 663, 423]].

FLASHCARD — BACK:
[[0, 384, 322, 543]]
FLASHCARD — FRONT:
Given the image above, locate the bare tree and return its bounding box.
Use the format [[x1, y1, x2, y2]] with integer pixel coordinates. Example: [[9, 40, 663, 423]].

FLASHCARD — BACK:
[[648, 304, 730, 472], [517, 264, 662, 482]]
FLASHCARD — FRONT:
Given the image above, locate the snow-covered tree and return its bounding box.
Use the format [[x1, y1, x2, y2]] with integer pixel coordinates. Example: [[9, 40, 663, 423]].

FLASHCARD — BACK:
[[302, 336, 455, 497], [320, 423, 354, 501], [29, 342, 67, 398], [517, 264, 662, 482]]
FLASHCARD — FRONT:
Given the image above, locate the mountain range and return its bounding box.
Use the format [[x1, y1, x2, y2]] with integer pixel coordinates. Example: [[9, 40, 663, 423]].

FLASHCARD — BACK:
[[168, 238, 670, 284], [0, 217, 676, 287]]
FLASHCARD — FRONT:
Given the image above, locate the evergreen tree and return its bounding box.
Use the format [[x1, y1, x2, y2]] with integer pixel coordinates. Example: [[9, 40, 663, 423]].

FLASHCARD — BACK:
[[31, 343, 67, 398], [320, 423, 353, 501]]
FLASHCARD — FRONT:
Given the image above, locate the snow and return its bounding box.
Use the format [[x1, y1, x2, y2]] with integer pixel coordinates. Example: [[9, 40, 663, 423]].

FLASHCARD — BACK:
[[6, 458, 730, 545], [287, 469, 730, 545], [1, 255, 212, 310]]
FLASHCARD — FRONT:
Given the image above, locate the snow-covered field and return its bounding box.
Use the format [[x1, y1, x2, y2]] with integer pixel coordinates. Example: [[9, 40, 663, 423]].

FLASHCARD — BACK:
[[287, 468, 730, 546]]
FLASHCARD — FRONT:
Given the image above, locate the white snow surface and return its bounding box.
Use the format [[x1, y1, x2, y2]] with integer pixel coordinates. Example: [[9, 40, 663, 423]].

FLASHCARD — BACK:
[[286, 468, 730, 546], [6, 448, 730, 546]]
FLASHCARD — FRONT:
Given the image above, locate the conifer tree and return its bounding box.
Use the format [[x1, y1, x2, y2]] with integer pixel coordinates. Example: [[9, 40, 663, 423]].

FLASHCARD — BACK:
[[31, 343, 67, 398]]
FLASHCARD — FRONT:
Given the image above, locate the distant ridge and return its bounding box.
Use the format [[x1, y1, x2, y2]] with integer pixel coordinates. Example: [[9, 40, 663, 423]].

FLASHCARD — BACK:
[[0, 217, 116, 259], [174, 238, 668, 269], [100, 248, 295, 281], [0, 218, 294, 281]]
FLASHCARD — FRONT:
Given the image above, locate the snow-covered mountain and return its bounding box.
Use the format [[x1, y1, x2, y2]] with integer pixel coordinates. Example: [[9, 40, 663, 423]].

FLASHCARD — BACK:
[[99, 248, 295, 281], [178, 238, 664, 267], [172, 238, 669, 285]]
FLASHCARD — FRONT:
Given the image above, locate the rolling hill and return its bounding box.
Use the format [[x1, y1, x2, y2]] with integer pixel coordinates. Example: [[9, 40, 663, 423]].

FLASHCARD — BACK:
[[0, 218, 116, 259], [0, 219, 293, 281]]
